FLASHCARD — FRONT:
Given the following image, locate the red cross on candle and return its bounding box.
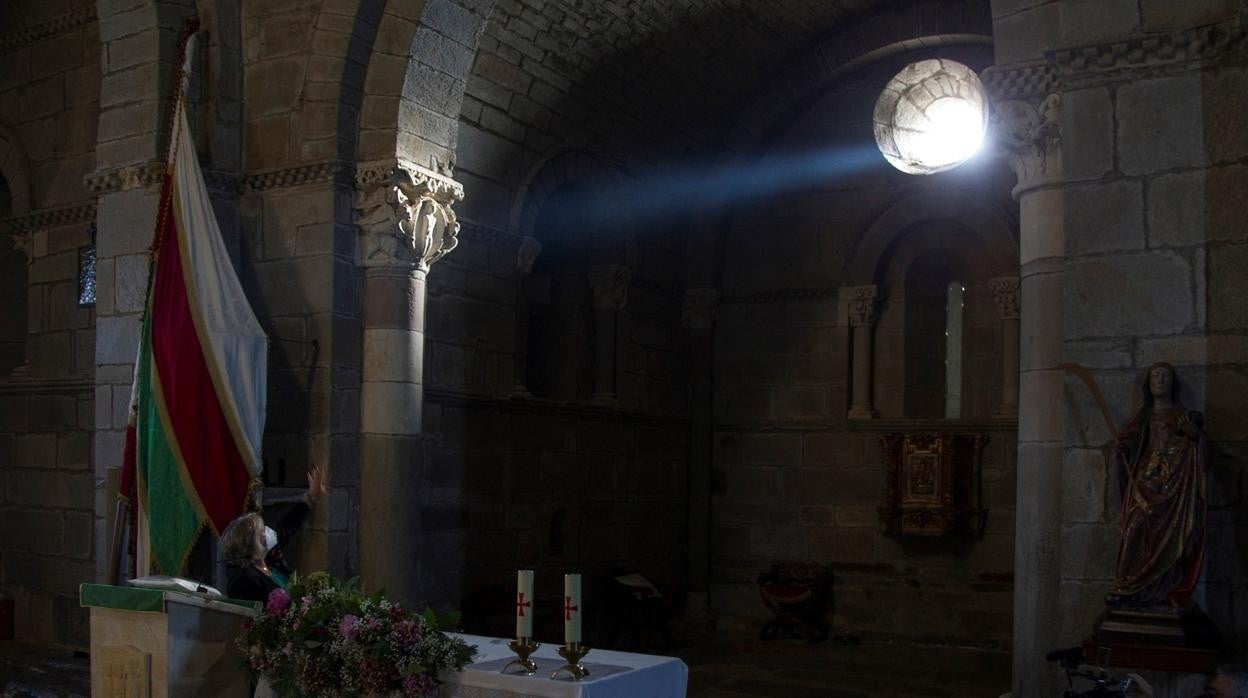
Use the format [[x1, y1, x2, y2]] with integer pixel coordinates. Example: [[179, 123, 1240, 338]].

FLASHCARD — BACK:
[[516, 592, 531, 617], [562, 595, 579, 620]]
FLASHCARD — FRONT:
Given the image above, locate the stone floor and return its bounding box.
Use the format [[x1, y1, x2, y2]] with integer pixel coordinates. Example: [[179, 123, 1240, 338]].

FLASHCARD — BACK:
[[0, 634, 1010, 697], [0, 644, 90, 698]]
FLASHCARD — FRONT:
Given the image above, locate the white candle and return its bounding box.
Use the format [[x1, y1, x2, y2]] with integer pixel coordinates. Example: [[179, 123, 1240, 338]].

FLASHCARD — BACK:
[[563, 573, 582, 645], [516, 570, 534, 638]]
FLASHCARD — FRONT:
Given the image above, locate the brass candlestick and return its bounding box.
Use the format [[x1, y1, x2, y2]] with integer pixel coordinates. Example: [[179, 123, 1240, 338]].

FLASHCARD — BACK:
[[502, 637, 540, 675], [551, 642, 591, 680]]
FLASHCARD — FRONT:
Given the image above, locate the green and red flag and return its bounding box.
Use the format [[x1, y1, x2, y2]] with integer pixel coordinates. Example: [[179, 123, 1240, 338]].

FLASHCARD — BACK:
[[118, 29, 267, 576]]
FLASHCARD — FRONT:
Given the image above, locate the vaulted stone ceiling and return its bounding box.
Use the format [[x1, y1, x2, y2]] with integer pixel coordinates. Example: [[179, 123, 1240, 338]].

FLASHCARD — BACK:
[[469, 0, 991, 153]]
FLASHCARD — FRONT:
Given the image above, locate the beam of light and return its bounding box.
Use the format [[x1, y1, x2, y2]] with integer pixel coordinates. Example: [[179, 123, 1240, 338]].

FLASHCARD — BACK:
[[562, 143, 885, 229]]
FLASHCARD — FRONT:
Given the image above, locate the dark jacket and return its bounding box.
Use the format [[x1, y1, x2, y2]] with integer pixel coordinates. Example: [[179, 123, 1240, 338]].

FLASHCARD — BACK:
[[225, 501, 310, 603]]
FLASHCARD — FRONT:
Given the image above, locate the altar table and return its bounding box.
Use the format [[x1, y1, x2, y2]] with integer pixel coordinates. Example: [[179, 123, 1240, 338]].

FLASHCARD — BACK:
[[441, 633, 688, 698]]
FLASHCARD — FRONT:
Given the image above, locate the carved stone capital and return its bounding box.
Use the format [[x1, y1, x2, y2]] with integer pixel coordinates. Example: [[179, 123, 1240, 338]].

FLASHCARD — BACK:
[[682, 288, 720, 330], [989, 93, 1062, 196], [516, 236, 542, 275], [988, 276, 1021, 320], [588, 265, 631, 310], [355, 161, 463, 271], [841, 285, 879, 328]]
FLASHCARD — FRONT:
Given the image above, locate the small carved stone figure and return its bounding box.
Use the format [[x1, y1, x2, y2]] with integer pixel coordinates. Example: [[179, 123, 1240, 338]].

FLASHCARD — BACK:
[[1107, 362, 1208, 609]]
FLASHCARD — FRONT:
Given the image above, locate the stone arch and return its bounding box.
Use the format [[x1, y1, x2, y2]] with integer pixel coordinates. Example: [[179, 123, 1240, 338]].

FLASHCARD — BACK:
[[689, 0, 995, 291], [846, 187, 1017, 286], [512, 147, 620, 238], [0, 123, 32, 217], [513, 148, 637, 402], [357, 0, 496, 170], [724, 0, 994, 151], [851, 188, 1018, 419]]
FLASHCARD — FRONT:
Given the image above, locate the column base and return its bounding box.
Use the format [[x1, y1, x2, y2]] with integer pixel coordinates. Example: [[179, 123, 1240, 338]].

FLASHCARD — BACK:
[[847, 406, 877, 420], [511, 383, 531, 398], [591, 393, 618, 407]]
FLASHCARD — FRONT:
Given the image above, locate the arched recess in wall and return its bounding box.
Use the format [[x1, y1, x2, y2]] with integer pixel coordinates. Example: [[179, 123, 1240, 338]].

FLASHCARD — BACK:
[[514, 149, 635, 402], [0, 124, 32, 376], [848, 187, 1018, 419]]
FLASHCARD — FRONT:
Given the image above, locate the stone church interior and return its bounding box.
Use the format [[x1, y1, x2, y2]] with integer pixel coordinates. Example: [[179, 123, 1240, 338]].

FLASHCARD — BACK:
[[1, 0, 1247, 696]]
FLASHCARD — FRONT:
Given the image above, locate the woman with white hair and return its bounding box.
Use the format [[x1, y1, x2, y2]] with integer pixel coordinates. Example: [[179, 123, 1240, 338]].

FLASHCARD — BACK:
[[220, 465, 326, 602]]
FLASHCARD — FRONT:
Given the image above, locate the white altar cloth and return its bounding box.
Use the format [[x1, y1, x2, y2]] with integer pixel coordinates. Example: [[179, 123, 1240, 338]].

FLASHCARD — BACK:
[[440, 634, 688, 698]]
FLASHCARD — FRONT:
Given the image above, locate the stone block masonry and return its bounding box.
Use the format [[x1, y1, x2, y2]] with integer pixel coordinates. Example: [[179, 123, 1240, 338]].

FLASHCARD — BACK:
[[0, 6, 101, 645]]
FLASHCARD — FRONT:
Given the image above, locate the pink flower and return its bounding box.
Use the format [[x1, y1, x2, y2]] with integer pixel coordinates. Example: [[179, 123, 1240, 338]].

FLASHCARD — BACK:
[[392, 619, 422, 646], [338, 614, 361, 641], [402, 672, 437, 697], [282, 641, 293, 656], [266, 588, 291, 617]]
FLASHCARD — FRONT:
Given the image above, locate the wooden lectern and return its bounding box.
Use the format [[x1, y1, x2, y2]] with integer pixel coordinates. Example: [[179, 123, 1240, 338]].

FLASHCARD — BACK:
[[80, 584, 258, 698]]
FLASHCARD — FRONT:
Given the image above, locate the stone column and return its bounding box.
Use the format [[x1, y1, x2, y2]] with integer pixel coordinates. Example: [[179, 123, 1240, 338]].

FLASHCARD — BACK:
[[511, 236, 541, 397], [683, 288, 718, 609], [587, 265, 630, 404], [989, 87, 1064, 697], [355, 163, 461, 603], [843, 285, 878, 419], [989, 276, 1021, 418]]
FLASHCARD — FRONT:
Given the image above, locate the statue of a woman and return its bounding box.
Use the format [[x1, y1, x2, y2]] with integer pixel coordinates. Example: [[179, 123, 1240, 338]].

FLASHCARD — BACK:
[[1107, 362, 1208, 609]]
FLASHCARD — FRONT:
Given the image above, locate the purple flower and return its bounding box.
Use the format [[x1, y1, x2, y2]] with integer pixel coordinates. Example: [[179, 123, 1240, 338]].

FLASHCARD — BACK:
[[402, 672, 437, 697], [282, 641, 293, 657], [266, 588, 291, 617], [338, 614, 361, 641]]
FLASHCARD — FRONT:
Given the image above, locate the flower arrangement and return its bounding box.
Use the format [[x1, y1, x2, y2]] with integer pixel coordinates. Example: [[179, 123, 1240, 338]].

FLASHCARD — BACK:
[[237, 572, 477, 697]]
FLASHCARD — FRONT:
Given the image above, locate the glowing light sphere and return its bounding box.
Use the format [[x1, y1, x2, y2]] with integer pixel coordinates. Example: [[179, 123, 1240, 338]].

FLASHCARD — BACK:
[[873, 59, 989, 175]]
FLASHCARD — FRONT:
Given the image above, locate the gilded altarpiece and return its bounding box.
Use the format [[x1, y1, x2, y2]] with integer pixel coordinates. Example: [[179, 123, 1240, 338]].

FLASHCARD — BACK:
[[879, 432, 988, 537]]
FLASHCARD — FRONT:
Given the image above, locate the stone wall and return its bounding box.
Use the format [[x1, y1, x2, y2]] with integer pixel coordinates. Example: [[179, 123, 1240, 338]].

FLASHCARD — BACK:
[[708, 42, 1021, 645], [0, 0, 100, 648], [1053, 10, 1248, 658], [421, 396, 689, 630], [990, 0, 1248, 694]]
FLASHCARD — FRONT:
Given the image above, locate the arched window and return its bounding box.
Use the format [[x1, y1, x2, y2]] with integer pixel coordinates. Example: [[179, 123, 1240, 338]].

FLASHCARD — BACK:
[[903, 247, 966, 419], [944, 280, 964, 418]]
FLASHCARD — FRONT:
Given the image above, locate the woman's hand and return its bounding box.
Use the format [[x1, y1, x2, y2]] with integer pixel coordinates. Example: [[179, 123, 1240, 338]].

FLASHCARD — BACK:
[[306, 464, 328, 503]]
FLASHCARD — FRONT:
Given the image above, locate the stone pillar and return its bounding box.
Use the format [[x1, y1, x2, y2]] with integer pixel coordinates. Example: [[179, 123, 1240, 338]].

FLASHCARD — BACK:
[[511, 236, 541, 397], [989, 276, 1021, 418], [355, 163, 461, 604], [843, 285, 878, 419], [587, 265, 630, 404], [990, 87, 1065, 698], [682, 288, 718, 609]]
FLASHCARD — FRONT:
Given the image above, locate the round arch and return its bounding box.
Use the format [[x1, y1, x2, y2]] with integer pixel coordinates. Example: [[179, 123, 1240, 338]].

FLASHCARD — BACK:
[[356, 0, 497, 170], [847, 186, 1018, 287]]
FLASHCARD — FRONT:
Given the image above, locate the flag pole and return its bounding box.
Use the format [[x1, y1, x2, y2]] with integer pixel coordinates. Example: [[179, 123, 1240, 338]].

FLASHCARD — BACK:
[[109, 16, 201, 584]]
